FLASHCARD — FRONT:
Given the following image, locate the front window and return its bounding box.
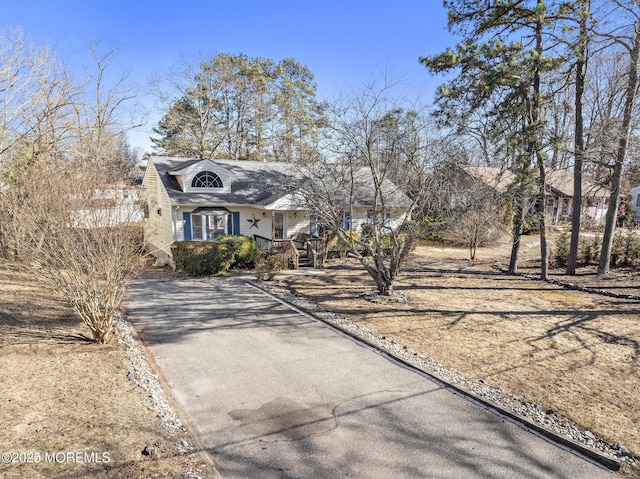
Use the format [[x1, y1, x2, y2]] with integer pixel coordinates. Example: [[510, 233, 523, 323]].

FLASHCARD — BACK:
[[192, 213, 230, 240], [191, 171, 223, 188], [366, 209, 391, 231], [310, 215, 318, 236]]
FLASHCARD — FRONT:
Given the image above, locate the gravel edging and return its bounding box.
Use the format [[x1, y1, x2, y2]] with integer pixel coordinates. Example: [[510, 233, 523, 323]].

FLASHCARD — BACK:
[[249, 280, 635, 472], [117, 320, 185, 435], [116, 319, 207, 479]]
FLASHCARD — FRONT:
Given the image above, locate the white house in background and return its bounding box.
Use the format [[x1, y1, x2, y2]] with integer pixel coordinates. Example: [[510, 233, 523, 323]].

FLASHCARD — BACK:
[[631, 185, 640, 222], [141, 156, 410, 264], [73, 183, 142, 228]]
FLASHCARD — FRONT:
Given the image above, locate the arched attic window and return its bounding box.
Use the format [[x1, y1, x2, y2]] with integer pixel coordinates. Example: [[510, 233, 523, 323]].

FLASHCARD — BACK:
[[191, 171, 223, 188]]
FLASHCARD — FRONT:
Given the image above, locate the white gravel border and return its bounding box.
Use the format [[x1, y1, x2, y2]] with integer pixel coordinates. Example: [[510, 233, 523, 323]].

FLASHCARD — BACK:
[[116, 319, 208, 479], [117, 320, 185, 435]]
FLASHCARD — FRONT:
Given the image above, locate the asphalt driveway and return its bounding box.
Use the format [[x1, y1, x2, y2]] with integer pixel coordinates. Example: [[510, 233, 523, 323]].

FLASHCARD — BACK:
[[126, 276, 614, 479]]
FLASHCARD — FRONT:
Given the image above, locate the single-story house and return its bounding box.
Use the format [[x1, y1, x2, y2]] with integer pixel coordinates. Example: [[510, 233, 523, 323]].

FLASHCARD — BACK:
[[141, 156, 410, 265], [462, 166, 610, 226], [544, 169, 610, 226]]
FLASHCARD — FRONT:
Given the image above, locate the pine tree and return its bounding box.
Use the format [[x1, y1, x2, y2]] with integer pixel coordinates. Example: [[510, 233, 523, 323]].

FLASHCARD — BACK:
[[152, 54, 326, 162], [421, 0, 561, 278]]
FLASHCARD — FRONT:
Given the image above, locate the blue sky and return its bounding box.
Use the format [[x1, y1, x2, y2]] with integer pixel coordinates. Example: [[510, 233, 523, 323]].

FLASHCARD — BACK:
[[5, 1, 454, 153]]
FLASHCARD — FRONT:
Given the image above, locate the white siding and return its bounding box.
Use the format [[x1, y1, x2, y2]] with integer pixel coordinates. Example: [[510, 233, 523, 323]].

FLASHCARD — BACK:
[[174, 159, 234, 194], [237, 207, 273, 239], [347, 207, 406, 236], [286, 211, 312, 237], [175, 206, 275, 241]]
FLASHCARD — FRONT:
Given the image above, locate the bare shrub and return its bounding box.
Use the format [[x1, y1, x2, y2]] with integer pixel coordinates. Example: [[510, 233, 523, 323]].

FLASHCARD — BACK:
[[5, 160, 144, 344], [0, 32, 143, 344], [444, 203, 508, 260]]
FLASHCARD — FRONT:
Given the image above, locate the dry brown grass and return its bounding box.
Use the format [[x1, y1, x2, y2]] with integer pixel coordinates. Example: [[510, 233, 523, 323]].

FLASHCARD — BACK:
[[280, 236, 640, 470], [0, 262, 210, 479]]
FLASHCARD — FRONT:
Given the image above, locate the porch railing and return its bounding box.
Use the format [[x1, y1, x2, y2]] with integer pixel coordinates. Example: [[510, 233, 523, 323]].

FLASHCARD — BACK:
[[253, 234, 272, 251], [253, 233, 323, 269], [305, 237, 323, 268], [254, 234, 300, 269]]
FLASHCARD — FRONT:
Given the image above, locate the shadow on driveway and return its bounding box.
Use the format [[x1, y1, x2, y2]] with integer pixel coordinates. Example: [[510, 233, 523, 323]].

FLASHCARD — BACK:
[[126, 276, 614, 479]]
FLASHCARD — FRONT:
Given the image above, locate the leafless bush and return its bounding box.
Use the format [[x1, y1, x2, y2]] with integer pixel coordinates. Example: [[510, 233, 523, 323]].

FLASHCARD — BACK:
[[3, 160, 143, 344], [0, 30, 143, 344], [444, 201, 508, 260]]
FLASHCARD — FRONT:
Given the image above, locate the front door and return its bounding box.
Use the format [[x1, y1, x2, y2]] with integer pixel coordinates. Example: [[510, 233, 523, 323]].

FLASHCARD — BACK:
[[273, 212, 285, 239]]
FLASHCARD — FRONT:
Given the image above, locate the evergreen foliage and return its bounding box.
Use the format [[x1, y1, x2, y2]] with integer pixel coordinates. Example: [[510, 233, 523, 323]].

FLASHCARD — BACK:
[[553, 231, 570, 267], [214, 235, 262, 269], [611, 228, 640, 267], [171, 241, 235, 276], [421, 0, 561, 278], [579, 235, 601, 265], [152, 53, 326, 162]]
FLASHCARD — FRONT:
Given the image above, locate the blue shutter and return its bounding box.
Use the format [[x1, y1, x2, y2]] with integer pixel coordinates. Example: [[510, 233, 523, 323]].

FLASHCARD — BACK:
[[183, 212, 192, 240], [342, 211, 351, 230], [232, 212, 240, 235]]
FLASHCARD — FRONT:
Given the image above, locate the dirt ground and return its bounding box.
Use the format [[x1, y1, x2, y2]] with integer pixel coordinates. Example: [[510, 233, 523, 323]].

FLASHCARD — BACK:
[[280, 235, 640, 475], [0, 261, 211, 479], [2, 235, 638, 477]]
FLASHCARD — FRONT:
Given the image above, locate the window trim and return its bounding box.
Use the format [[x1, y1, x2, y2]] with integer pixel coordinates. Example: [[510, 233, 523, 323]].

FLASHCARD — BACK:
[[342, 211, 351, 231]]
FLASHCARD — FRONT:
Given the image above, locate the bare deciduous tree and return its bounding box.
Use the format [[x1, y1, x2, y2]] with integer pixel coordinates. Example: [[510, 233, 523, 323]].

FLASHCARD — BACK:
[[0, 31, 143, 344], [444, 176, 508, 261], [297, 78, 453, 296]]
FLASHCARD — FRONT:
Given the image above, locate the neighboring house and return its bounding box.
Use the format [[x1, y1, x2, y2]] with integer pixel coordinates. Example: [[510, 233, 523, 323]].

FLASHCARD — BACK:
[[74, 182, 142, 228], [631, 185, 640, 223], [142, 156, 410, 264], [544, 170, 609, 226], [462, 166, 610, 226]]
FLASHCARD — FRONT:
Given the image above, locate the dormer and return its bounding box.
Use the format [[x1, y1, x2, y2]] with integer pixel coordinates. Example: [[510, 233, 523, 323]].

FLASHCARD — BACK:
[[168, 159, 236, 194]]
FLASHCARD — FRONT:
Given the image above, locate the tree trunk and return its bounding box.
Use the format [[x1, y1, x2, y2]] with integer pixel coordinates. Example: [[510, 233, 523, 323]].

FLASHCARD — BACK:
[[533, 8, 548, 281], [378, 280, 392, 296], [537, 165, 549, 280], [508, 198, 526, 274], [365, 264, 393, 296], [598, 23, 640, 275], [567, 0, 589, 275]]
